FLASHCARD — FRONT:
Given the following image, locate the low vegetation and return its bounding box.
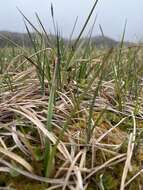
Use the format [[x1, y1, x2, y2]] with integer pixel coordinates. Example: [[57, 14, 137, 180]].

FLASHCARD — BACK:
[[0, 1, 143, 189]]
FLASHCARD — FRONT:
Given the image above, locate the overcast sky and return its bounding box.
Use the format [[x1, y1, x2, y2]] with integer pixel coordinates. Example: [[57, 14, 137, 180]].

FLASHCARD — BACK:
[[0, 0, 143, 42]]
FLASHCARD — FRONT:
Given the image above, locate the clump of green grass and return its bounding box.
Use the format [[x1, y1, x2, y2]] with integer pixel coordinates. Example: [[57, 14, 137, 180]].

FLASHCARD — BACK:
[[0, 0, 143, 189]]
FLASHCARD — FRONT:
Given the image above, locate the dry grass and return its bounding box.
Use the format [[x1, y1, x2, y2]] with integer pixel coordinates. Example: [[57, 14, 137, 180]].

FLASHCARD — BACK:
[[0, 46, 143, 190]]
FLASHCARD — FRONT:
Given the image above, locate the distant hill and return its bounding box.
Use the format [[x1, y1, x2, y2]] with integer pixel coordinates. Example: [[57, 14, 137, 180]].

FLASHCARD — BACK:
[[0, 31, 32, 47], [0, 31, 133, 48], [80, 36, 119, 48], [91, 36, 118, 48]]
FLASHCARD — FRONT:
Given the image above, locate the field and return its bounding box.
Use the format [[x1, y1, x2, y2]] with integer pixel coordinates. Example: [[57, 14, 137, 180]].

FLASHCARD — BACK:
[[1, 4, 143, 190]]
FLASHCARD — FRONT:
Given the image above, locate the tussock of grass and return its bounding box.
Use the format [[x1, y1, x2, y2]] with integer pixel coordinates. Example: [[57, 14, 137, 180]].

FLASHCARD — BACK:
[[0, 45, 143, 189], [1, 2, 143, 189]]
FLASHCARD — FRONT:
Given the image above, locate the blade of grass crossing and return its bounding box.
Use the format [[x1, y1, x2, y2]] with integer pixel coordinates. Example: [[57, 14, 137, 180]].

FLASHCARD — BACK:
[[66, 0, 99, 69]]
